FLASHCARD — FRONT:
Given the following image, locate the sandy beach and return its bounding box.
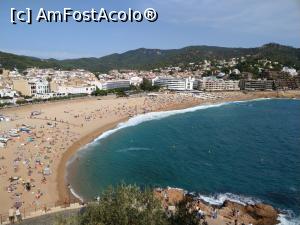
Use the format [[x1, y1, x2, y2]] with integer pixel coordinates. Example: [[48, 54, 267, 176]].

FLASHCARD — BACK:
[[1, 90, 300, 218]]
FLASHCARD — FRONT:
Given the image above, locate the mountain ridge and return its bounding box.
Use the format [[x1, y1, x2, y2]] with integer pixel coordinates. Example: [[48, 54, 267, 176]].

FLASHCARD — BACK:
[[0, 43, 299, 73]]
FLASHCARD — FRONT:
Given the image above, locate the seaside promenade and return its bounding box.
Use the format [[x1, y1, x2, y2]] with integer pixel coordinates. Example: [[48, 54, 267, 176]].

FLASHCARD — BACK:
[[0, 201, 82, 225]]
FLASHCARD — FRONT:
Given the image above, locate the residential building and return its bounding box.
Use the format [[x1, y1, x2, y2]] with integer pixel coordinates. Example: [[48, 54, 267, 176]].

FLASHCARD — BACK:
[[13, 78, 50, 96], [274, 74, 299, 90], [56, 85, 96, 95], [198, 77, 240, 91], [95, 80, 130, 90], [240, 80, 274, 91], [0, 89, 17, 98], [34, 93, 67, 99], [13, 79, 31, 96], [152, 77, 195, 91], [282, 67, 298, 76]]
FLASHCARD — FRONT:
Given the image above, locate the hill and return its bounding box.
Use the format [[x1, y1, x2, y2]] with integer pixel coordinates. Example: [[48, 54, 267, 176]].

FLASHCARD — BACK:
[[0, 43, 299, 73]]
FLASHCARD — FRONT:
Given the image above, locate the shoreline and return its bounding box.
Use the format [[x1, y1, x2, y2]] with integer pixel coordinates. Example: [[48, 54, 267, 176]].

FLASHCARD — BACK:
[[61, 91, 300, 204], [1, 90, 300, 218], [59, 100, 206, 203], [56, 117, 129, 204]]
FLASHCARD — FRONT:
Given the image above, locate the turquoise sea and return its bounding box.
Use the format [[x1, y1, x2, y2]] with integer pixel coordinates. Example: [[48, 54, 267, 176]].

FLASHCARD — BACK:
[[67, 99, 300, 224]]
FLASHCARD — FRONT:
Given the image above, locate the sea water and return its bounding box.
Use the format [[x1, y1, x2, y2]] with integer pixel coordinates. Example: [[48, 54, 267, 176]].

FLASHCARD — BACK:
[[67, 99, 300, 224]]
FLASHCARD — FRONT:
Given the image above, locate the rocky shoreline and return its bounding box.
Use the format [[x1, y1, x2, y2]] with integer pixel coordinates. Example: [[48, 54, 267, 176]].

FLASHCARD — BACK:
[[155, 188, 280, 225]]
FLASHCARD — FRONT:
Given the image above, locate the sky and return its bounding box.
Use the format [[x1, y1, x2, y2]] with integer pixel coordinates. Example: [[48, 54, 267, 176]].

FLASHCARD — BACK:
[[0, 0, 299, 59]]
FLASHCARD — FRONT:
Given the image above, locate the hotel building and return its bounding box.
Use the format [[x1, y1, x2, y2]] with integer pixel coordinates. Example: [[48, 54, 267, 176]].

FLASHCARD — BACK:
[[240, 80, 274, 91], [152, 77, 195, 91], [94, 80, 131, 90], [198, 77, 240, 91], [55, 85, 96, 95]]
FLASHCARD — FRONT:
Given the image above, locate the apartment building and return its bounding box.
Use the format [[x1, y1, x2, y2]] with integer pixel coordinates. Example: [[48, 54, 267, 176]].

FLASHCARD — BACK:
[[13, 79, 50, 96], [103, 80, 130, 90], [240, 80, 274, 91], [198, 77, 240, 91], [94, 80, 131, 90], [0, 89, 17, 98], [33, 92, 67, 99], [56, 85, 96, 95], [152, 77, 195, 91]]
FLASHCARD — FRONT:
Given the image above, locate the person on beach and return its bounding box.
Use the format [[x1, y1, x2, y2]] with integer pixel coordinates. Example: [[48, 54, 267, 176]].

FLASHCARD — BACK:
[[211, 208, 218, 219], [15, 207, 22, 222], [8, 207, 15, 224]]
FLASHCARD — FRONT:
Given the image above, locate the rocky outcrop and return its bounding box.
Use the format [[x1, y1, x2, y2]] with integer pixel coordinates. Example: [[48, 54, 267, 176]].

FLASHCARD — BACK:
[[156, 188, 280, 225]]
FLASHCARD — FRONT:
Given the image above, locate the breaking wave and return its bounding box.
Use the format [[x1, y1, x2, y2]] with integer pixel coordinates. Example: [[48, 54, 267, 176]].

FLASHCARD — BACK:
[[117, 147, 152, 152], [67, 98, 299, 224], [83, 98, 270, 149], [196, 192, 260, 206], [195, 193, 299, 224]]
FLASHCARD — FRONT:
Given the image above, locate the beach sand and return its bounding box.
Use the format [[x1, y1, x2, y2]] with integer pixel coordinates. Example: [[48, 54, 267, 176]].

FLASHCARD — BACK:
[[1, 90, 299, 218]]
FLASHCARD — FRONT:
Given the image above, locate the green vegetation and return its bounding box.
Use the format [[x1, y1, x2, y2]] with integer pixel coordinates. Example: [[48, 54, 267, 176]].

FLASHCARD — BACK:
[[115, 89, 128, 98], [92, 87, 108, 96], [55, 184, 198, 225], [169, 198, 199, 225], [12, 94, 88, 106], [140, 78, 160, 91], [1, 43, 299, 73], [228, 73, 241, 80], [0, 102, 13, 108], [0, 51, 61, 72], [15, 99, 27, 105], [92, 87, 133, 97]]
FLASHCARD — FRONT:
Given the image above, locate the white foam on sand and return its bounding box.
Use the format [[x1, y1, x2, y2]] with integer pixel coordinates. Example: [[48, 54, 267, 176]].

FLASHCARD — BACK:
[[69, 186, 84, 202], [66, 98, 272, 202], [84, 98, 271, 149], [67, 97, 300, 223], [117, 147, 152, 152]]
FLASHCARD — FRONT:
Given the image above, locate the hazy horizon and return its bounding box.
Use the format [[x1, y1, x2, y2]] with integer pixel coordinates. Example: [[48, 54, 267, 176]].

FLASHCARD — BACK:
[[1, 0, 299, 59], [0, 42, 298, 61]]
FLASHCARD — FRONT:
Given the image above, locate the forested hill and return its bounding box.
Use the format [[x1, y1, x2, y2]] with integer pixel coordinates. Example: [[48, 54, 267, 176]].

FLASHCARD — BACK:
[[0, 43, 299, 72]]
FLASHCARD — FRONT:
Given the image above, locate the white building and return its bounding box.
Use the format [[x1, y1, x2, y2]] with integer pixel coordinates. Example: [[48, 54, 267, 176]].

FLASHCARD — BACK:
[[231, 69, 241, 75], [152, 77, 195, 91], [199, 77, 240, 91], [34, 92, 67, 99], [282, 67, 298, 76], [56, 85, 96, 95], [95, 80, 130, 90], [130, 77, 143, 86], [33, 79, 50, 94], [0, 89, 17, 98], [13, 78, 50, 96]]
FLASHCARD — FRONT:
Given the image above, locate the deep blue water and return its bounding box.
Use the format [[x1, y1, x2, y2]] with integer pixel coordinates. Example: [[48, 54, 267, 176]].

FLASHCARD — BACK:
[[68, 99, 300, 217]]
